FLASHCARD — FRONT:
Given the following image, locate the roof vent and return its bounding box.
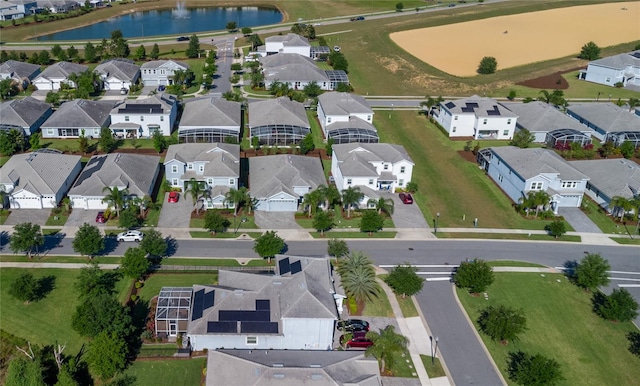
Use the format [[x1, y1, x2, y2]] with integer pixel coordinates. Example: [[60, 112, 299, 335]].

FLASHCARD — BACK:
[[273, 373, 285, 379], [309, 364, 321, 368], [234, 290, 244, 296], [311, 374, 323, 380], [272, 363, 284, 368]]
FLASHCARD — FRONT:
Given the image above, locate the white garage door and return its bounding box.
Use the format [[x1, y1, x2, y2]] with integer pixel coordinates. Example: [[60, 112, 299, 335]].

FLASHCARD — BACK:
[[268, 199, 297, 212], [13, 197, 42, 209], [87, 198, 107, 210]]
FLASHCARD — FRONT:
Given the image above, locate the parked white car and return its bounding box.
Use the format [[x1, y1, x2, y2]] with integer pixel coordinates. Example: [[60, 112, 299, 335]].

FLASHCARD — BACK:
[[117, 230, 144, 242]]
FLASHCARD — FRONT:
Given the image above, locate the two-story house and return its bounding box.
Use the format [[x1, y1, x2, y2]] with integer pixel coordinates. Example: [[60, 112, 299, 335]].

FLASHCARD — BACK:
[[478, 146, 589, 213], [109, 94, 177, 138], [433, 95, 517, 140], [0, 97, 53, 136], [264, 33, 311, 57], [32, 61, 88, 91], [579, 50, 640, 88], [317, 92, 378, 144], [41, 99, 114, 139], [140, 60, 189, 87], [164, 143, 240, 208]]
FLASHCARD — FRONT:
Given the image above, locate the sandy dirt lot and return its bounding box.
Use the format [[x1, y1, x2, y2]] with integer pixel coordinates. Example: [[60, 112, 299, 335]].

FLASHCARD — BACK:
[[390, 2, 640, 77]]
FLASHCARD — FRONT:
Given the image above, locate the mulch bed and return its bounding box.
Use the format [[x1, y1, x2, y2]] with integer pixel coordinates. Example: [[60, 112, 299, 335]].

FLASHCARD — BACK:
[[457, 150, 478, 163], [515, 67, 583, 90]]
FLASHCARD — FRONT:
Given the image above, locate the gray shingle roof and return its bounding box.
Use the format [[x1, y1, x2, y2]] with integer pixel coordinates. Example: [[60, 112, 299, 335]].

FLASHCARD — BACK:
[[207, 350, 380, 386], [265, 33, 311, 47], [249, 97, 309, 128], [0, 60, 41, 80], [326, 116, 377, 133], [249, 155, 326, 198], [570, 159, 640, 199], [588, 50, 640, 70], [37, 61, 88, 79], [318, 92, 373, 116], [441, 95, 517, 118], [95, 59, 140, 82], [260, 53, 328, 84], [333, 143, 414, 177], [42, 99, 114, 129], [567, 102, 640, 133], [180, 98, 241, 127], [489, 146, 588, 181], [0, 97, 51, 129], [68, 153, 160, 197], [164, 143, 240, 178], [0, 151, 81, 196], [500, 101, 586, 133], [140, 59, 189, 70]]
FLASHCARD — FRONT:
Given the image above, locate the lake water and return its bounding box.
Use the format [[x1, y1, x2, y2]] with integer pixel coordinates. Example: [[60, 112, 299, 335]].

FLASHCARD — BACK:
[[37, 6, 282, 41]]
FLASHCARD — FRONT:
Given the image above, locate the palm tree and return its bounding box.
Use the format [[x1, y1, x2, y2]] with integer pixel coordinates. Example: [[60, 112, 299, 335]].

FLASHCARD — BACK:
[[336, 251, 375, 279], [522, 190, 550, 218], [369, 197, 394, 216], [610, 196, 633, 222], [102, 186, 129, 217], [185, 178, 207, 215], [0, 186, 8, 209], [627, 97, 640, 112], [342, 186, 364, 218], [302, 189, 323, 217], [224, 187, 248, 216], [365, 325, 410, 373], [341, 264, 381, 315], [318, 184, 341, 211]]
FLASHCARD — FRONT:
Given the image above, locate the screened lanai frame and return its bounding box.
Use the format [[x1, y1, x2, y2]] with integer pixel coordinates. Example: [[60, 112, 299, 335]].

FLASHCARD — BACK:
[[178, 128, 240, 144], [250, 124, 310, 146], [606, 131, 640, 147], [545, 128, 592, 148], [155, 287, 193, 337], [327, 127, 379, 144]]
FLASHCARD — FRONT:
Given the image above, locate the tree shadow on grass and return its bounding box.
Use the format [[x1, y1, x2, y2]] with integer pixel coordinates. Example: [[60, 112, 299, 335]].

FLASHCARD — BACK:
[[128, 299, 150, 358], [35, 275, 56, 301]]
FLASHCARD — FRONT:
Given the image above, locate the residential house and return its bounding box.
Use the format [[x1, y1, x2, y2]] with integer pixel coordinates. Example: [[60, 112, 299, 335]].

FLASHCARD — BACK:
[[317, 92, 378, 144], [140, 60, 189, 87], [0, 2, 24, 21], [164, 143, 240, 208], [259, 53, 348, 91], [67, 153, 160, 210], [0, 60, 41, 90], [95, 58, 140, 91], [433, 95, 517, 140], [331, 143, 414, 204], [477, 146, 589, 213], [579, 50, 640, 88], [41, 99, 114, 138], [0, 97, 52, 136], [264, 33, 311, 57], [570, 159, 640, 213], [185, 255, 340, 351], [500, 101, 592, 145], [110, 94, 177, 138], [7, 0, 38, 15], [36, 0, 78, 13], [206, 350, 381, 386], [179, 97, 242, 143], [566, 102, 640, 146], [249, 97, 310, 147], [32, 61, 88, 91], [249, 155, 326, 212], [0, 150, 81, 209]]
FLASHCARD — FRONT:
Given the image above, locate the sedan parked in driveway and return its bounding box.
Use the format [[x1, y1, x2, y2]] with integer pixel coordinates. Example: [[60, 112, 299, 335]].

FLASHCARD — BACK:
[[168, 191, 179, 203], [341, 332, 373, 349], [117, 230, 144, 242], [96, 212, 106, 223], [399, 193, 413, 204], [337, 319, 370, 332]]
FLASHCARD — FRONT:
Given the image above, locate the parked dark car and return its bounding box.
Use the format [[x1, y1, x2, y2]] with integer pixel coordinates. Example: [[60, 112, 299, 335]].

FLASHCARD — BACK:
[[158, 85, 166, 91], [341, 332, 374, 349], [350, 16, 365, 21], [176, 36, 189, 42], [337, 319, 370, 332], [399, 193, 414, 204], [96, 212, 106, 223]]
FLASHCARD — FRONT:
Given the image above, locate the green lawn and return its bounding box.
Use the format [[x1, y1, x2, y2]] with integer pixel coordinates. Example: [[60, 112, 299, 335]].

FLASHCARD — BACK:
[[0, 268, 130, 354], [580, 197, 634, 235], [189, 231, 263, 239], [307, 110, 326, 149], [190, 213, 259, 229], [612, 237, 640, 245], [420, 354, 447, 378], [137, 272, 218, 301], [436, 232, 582, 242], [457, 273, 640, 386], [296, 210, 395, 229], [311, 231, 397, 239], [160, 258, 269, 267], [362, 291, 394, 318], [396, 294, 419, 318], [122, 358, 205, 386], [487, 260, 547, 268]]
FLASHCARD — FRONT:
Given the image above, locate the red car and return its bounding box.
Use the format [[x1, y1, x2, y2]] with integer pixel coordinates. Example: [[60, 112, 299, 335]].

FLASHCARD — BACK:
[[168, 191, 179, 203], [342, 332, 374, 349], [96, 212, 106, 223], [399, 193, 413, 204]]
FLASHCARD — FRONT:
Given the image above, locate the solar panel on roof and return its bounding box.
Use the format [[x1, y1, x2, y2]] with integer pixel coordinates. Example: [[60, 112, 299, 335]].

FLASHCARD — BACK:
[[207, 321, 237, 333], [632, 52, 640, 59], [290, 260, 302, 274], [204, 290, 215, 309], [241, 322, 279, 334], [279, 257, 291, 274], [118, 104, 163, 114], [486, 106, 501, 116], [467, 102, 479, 108], [191, 289, 204, 321], [256, 299, 270, 311], [445, 102, 456, 109], [461, 107, 475, 113]]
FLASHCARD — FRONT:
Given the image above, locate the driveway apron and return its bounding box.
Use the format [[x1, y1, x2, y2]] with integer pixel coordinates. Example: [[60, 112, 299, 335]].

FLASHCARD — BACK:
[[558, 207, 602, 233], [3, 209, 49, 226], [253, 211, 301, 229], [158, 193, 193, 228]]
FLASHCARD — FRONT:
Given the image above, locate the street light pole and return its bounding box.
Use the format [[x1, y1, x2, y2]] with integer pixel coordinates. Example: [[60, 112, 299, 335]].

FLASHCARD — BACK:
[[429, 336, 434, 364], [433, 212, 440, 234]]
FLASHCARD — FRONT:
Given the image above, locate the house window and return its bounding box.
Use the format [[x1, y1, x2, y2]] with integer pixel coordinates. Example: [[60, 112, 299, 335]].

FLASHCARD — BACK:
[[498, 175, 503, 183], [347, 179, 352, 185], [605, 77, 611, 83], [503, 130, 509, 136], [452, 127, 456, 133], [125, 116, 129, 122], [140, 116, 144, 122], [47, 129, 54, 135], [507, 119, 511, 125], [531, 182, 543, 190], [198, 165, 204, 172], [187, 163, 194, 170], [399, 179, 404, 187], [171, 165, 178, 173], [172, 178, 178, 186], [368, 179, 374, 185], [327, 117, 331, 123], [367, 115, 371, 121], [561, 181, 578, 189], [383, 164, 388, 170], [160, 116, 164, 122], [483, 119, 487, 124], [400, 166, 405, 173], [207, 178, 213, 185], [229, 179, 234, 185], [246, 337, 258, 345], [454, 116, 458, 120]]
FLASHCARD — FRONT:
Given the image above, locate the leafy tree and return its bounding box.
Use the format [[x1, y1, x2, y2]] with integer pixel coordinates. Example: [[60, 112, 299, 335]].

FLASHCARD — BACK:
[[365, 325, 409, 373], [204, 210, 231, 235], [84, 42, 97, 62], [185, 34, 201, 58], [241, 27, 253, 36], [102, 186, 129, 217], [303, 81, 322, 98], [578, 41, 600, 60], [74, 263, 119, 298], [575, 253, 610, 291], [253, 230, 284, 263], [9, 273, 39, 303], [37, 50, 51, 65], [509, 129, 535, 148], [405, 181, 418, 194], [226, 21, 237, 32], [45, 91, 60, 107], [360, 210, 384, 235], [139, 229, 167, 260], [396, 2, 404, 11], [109, 29, 130, 58], [152, 129, 167, 153], [507, 90, 517, 100], [72, 291, 133, 338], [72, 223, 104, 258], [223, 187, 248, 216], [385, 264, 423, 298], [120, 247, 150, 280], [86, 331, 128, 381], [342, 186, 364, 218], [302, 189, 323, 217], [0, 129, 19, 155], [29, 132, 41, 150], [118, 206, 140, 229], [134, 45, 146, 60], [610, 195, 634, 222], [507, 351, 563, 386], [619, 141, 635, 159], [545, 219, 567, 239], [312, 211, 334, 236], [477, 56, 497, 74], [10, 222, 44, 259], [0, 78, 17, 100], [325, 137, 334, 156], [327, 238, 349, 258], [478, 304, 527, 344], [300, 133, 315, 154], [248, 34, 263, 51], [66, 46, 79, 62], [328, 51, 349, 72], [5, 357, 46, 386], [628, 331, 640, 357], [52, 44, 64, 58], [99, 127, 117, 153], [596, 288, 639, 322], [519, 190, 550, 218], [454, 258, 494, 293], [150, 43, 160, 60]]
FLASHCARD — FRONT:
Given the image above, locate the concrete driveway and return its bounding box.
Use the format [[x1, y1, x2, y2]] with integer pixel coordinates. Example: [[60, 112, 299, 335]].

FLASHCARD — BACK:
[[388, 193, 429, 229], [3, 209, 50, 226], [253, 211, 301, 229], [66, 209, 104, 227], [558, 207, 602, 233], [158, 192, 193, 228]]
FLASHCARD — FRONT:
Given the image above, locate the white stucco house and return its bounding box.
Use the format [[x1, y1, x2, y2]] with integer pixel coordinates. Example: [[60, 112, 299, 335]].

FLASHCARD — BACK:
[[95, 59, 140, 91], [0, 2, 24, 21], [109, 94, 178, 138], [433, 95, 517, 140], [579, 50, 640, 88], [264, 33, 311, 57], [140, 60, 189, 87], [67, 153, 160, 210], [477, 146, 589, 213], [184, 255, 341, 351], [317, 92, 378, 144], [32, 61, 88, 91], [0, 150, 81, 209], [249, 155, 326, 212]]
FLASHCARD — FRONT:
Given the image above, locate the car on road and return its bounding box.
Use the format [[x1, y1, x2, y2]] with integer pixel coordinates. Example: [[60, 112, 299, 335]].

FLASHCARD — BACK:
[[448, 3, 456, 7], [168, 191, 179, 203], [399, 193, 414, 204], [337, 319, 370, 332], [96, 212, 106, 223], [341, 332, 373, 349], [350, 16, 365, 21], [117, 230, 144, 242], [176, 36, 189, 41]]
